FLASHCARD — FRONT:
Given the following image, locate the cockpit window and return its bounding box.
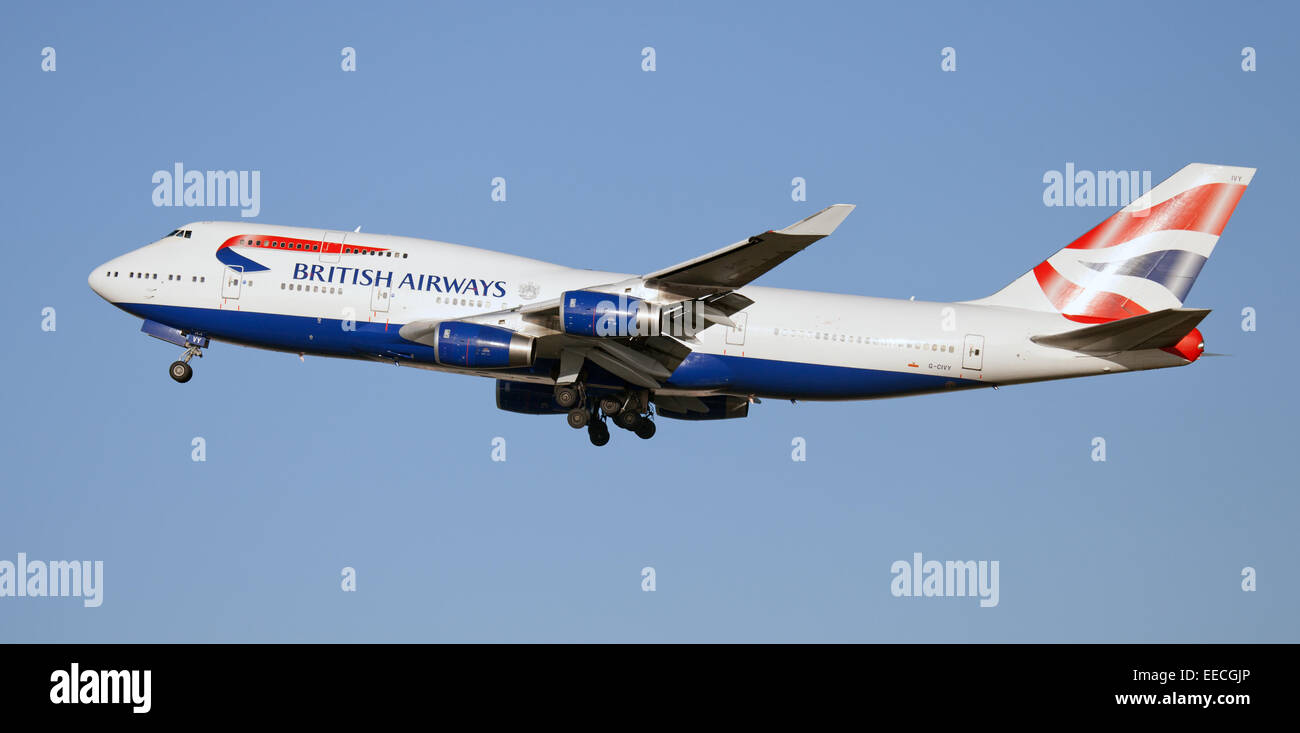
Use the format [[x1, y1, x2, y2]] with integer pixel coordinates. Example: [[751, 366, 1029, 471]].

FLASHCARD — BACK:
[[167, 229, 193, 238], [167, 230, 179, 237]]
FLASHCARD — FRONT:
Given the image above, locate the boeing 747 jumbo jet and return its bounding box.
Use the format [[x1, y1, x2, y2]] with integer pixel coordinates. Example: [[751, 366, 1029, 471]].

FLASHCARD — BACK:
[[90, 163, 1253, 445]]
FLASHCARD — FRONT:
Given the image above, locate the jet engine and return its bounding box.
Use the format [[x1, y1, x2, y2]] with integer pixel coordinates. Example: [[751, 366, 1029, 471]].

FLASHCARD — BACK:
[[495, 380, 569, 414], [559, 290, 660, 338], [432, 322, 535, 368]]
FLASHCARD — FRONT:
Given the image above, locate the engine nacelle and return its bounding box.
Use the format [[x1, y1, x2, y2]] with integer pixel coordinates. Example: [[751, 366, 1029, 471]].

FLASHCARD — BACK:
[[655, 395, 750, 421], [433, 322, 535, 368], [495, 380, 568, 414], [560, 290, 659, 338]]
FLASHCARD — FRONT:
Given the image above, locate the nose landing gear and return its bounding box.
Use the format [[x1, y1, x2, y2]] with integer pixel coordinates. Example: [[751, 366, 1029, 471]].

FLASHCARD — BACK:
[[168, 344, 203, 383], [169, 361, 192, 383]]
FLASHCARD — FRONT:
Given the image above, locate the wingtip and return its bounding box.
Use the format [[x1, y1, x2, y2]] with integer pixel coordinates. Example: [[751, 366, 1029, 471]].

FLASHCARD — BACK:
[[778, 203, 856, 236]]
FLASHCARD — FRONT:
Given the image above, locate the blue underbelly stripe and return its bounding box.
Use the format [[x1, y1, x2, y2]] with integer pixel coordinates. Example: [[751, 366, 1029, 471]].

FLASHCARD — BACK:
[[118, 303, 983, 399]]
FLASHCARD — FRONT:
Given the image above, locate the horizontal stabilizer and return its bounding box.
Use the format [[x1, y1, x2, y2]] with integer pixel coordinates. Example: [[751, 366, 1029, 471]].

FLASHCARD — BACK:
[[1031, 308, 1210, 353]]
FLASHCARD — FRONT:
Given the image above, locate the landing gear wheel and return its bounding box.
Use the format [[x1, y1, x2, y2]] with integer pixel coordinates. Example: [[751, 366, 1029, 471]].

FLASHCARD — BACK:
[[599, 395, 624, 416], [555, 384, 581, 409], [566, 407, 590, 429], [634, 418, 656, 440], [588, 421, 610, 446], [169, 361, 193, 383], [614, 410, 640, 431]]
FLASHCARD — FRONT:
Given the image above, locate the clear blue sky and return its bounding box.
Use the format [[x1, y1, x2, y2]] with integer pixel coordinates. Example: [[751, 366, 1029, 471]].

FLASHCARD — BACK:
[[2, 0, 1295, 642]]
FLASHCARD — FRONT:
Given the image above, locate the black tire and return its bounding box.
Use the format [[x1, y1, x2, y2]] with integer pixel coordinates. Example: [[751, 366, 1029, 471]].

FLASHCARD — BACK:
[[614, 410, 640, 430], [566, 407, 590, 429], [634, 418, 656, 440], [599, 395, 623, 415], [555, 385, 580, 409], [169, 361, 193, 383], [588, 423, 610, 446]]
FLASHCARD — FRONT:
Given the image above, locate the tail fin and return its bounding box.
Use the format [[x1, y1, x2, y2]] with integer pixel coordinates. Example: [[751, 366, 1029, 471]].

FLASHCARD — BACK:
[[973, 163, 1255, 322]]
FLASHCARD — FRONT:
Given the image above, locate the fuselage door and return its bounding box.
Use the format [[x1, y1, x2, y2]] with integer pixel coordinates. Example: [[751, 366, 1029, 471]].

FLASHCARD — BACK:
[[371, 281, 392, 313], [725, 311, 749, 346], [963, 334, 985, 370], [319, 231, 346, 264], [221, 265, 243, 300]]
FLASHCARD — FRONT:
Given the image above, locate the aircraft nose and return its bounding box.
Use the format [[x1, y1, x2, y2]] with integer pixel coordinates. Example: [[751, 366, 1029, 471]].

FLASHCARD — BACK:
[[89, 260, 116, 301]]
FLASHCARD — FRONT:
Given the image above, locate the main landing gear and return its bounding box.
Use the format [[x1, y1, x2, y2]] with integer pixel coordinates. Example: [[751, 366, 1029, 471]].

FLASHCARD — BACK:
[[587, 419, 610, 447], [556, 384, 655, 446], [168, 344, 202, 384]]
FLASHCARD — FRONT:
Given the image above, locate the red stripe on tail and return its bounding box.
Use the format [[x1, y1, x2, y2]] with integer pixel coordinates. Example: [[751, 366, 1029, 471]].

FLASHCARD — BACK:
[[1065, 182, 1246, 251], [1033, 261, 1149, 323]]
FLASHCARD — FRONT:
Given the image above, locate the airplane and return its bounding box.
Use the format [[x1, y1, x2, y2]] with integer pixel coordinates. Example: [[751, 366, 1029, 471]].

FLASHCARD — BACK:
[[89, 163, 1254, 446]]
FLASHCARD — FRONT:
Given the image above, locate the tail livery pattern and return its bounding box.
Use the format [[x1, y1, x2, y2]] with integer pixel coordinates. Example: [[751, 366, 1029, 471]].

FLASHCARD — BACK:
[[977, 163, 1254, 323]]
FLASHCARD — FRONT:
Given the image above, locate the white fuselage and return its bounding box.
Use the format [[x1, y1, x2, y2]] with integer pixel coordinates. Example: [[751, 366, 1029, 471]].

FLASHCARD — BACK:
[[89, 221, 1190, 401]]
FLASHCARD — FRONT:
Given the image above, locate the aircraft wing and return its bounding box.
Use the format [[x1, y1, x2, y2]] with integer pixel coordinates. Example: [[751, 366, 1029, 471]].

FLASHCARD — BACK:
[[643, 204, 856, 298], [505, 203, 855, 333]]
